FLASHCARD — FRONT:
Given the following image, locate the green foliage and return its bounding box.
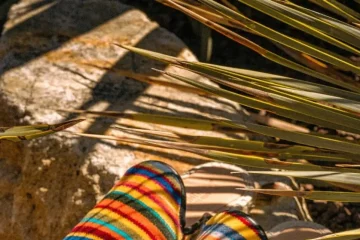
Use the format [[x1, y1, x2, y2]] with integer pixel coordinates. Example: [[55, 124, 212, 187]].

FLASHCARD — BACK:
[[68, 1, 360, 238], [0, 119, 83, 142]]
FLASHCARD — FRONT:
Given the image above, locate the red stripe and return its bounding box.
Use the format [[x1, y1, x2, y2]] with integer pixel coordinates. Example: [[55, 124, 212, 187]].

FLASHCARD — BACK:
[[122, 181, 180, 227], [71, 225, 117, 239], [228, 211, 261, 237], [96, 203, 159, 240], [121, 165, 182, 197]]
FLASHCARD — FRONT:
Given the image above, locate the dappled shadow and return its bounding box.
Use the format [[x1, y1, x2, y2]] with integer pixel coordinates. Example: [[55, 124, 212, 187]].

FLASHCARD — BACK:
[[0, 0, 176, 158], [67, 160, 255, 238], [0, 0, 251, 169], [0, 0, 19, 33], [0, 1, 191, 238], [0, 2, 254, 238], [1, 0, 127, 71], [66, 160, 186, 239], [0, 0, 257, 180], [100, 140, 208, 167]]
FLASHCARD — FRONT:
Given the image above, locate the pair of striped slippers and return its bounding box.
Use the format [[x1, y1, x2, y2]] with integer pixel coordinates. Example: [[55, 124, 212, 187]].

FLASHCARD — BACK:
[[64, 161, 332, 240], [64, 161, 267, 240]]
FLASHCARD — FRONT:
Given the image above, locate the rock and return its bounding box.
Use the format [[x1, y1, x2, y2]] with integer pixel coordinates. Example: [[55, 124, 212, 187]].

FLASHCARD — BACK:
[[250, 178, 312, 230], [0, 0, 249, 239], [267, 221, 331, 240]]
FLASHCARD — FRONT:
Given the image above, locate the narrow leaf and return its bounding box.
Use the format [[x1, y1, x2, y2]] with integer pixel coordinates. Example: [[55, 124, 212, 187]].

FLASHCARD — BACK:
[[249, 171, 360, 187], [199, 0, 360, 74], [0, 119, 84, 142], [238, 189, 360, 202], [61, 110, 360, 155], [309, 229, 360, 240]]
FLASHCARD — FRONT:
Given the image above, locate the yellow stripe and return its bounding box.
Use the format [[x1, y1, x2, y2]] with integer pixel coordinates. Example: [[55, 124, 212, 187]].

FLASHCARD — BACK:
[[85, 208, 151, 239], [116, 175, 179, 209], [207, 213, 262, 240], [67, 232, 103, 240], [114, 184, 178, 230]]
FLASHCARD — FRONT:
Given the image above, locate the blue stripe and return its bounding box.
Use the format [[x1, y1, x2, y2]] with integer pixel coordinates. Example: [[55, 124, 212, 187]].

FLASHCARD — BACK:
[[64, 236, 92, 240], [106, 191, 177, 239], [125, 167, 181, 204], [202, 224, 246, 240], [80, 217, 132, 239], [226, 210, 267, 240]]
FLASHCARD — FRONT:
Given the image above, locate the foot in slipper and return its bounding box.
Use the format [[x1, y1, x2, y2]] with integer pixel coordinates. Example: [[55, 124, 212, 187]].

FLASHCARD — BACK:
[[64, 161, 186, 240], [64, 160, 331, 240]]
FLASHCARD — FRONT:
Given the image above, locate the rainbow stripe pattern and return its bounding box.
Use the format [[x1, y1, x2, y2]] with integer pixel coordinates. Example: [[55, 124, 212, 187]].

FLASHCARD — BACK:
[[64, 161, 186, 240], [196, 210, 268, 240]]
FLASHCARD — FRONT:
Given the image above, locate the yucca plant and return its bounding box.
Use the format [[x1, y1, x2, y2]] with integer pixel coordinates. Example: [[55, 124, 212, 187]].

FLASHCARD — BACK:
[[66, 0, 360, 239], [0, 119, 83, 142]]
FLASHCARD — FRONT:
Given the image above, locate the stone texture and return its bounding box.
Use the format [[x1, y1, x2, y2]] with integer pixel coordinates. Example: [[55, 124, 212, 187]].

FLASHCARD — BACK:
[[0, 0, 249, 239], [250, 176, 312, 231]]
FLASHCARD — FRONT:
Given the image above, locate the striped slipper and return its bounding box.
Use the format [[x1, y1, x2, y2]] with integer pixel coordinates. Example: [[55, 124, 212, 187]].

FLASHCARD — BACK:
[[191, 210, 268, 240], [64, 161, 186, 240]]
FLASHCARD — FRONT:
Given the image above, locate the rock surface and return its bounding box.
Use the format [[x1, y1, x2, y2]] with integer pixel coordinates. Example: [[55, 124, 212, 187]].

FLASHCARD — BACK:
[[250, 176, 312, 231], [0, 0, 248, 239]]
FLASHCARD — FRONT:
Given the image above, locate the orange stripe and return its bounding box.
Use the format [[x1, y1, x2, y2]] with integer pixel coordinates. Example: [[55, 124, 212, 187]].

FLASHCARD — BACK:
[[97, 198, 166, 240], [72, 222, 125, 239], [117, 182, 179, 227], [116, 175, 179, 208], [67, 232, 103, 240]]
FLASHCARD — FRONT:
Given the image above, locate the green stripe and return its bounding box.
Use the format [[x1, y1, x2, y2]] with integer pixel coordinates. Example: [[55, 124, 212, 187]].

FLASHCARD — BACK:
[[81, 212, 139, 239], [106, 191, 176, 239], [81, 217, 132, 239]]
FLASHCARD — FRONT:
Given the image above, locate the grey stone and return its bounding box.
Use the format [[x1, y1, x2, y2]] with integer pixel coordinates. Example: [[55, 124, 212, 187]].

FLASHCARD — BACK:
[[0, 0, 249, 239], [250, 177, 312, 231]]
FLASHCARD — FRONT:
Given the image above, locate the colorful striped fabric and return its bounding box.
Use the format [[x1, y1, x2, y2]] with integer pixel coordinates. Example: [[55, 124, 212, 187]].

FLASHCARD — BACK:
[[64, 161, 268, 240], [64, 161, 186, 240], [195, 210, 268, 240]]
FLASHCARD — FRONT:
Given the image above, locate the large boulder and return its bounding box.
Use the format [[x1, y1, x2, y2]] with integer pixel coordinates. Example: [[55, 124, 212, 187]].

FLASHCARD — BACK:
[[0, 0, 249, 239]]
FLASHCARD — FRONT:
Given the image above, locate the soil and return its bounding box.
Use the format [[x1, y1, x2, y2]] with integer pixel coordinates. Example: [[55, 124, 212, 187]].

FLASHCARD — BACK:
[[308, 200, 360, 233], [305, 183, 360, 232]]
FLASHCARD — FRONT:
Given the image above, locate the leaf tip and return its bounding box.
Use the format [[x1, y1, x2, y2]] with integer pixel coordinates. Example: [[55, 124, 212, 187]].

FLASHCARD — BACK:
[[52, 118, 85, 132]]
